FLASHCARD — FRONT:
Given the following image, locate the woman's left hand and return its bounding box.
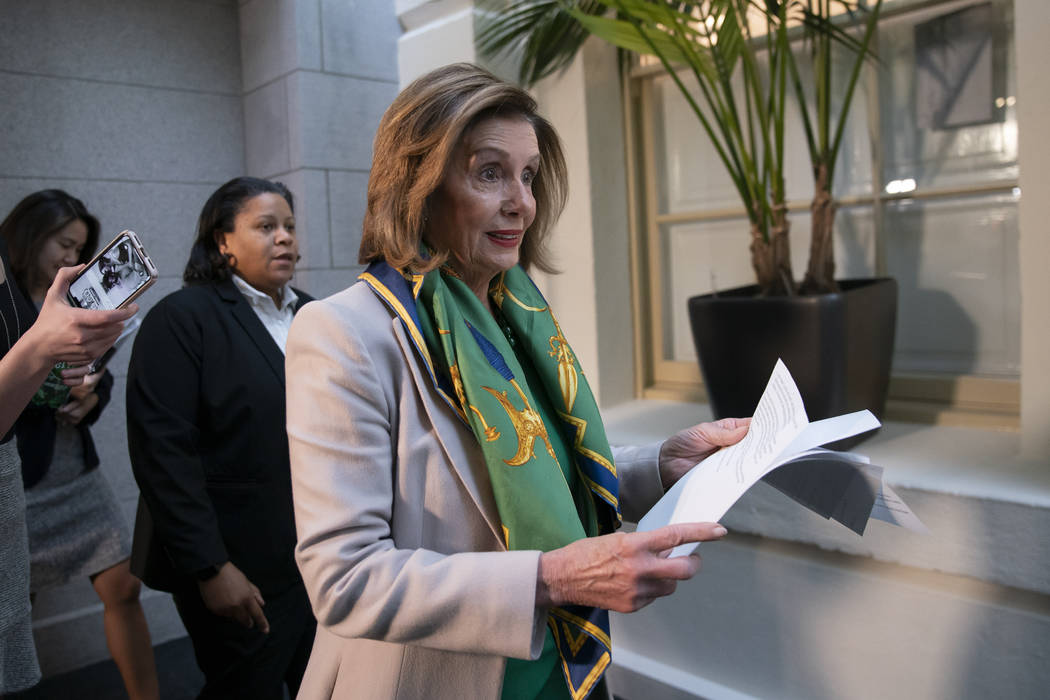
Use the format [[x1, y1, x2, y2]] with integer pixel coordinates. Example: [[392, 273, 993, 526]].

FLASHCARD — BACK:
[[68, 368, 102, 400], [658, 417, 751, 489], [57, 371, 102, 425], [59, 363, 93, 387]]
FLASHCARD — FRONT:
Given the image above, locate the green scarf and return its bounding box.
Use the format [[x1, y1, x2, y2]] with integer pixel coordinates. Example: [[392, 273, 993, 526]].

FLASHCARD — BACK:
[[361, 260, 620, 700]]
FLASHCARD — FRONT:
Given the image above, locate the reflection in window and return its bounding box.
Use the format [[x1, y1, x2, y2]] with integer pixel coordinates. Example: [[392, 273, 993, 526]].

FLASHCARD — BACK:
[[638, 0, 1019, 387]]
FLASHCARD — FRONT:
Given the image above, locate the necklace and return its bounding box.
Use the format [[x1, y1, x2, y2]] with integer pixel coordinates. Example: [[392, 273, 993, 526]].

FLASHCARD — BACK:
[[493, 307, 517, 349]]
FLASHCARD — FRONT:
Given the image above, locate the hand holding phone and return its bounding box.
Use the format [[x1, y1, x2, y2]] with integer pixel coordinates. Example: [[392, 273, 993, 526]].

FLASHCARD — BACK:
[[67, 230, 158, 310]]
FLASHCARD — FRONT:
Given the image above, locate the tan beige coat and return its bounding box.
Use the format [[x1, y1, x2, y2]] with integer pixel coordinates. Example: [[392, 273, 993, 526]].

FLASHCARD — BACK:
[[285, 281, 664, 700]]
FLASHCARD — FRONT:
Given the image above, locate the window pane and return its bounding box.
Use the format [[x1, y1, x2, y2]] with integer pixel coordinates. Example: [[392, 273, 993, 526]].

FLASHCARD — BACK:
[[651, 38, 875, 215], [639, 0, 1020, 394], [878, 0, 1017, 191], [661, 217, 756, 362], [885, 192, 1020, 376], [652, 71, 749, 213], [789, 41, 876, 200], [660, 206, 875, 363], [830, 204, 878, 279]]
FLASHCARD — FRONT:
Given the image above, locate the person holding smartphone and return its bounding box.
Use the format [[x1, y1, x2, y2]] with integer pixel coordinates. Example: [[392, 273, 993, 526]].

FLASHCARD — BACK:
[[126, 177, 316, 699], [1, 243, 132, 695], [1, 190, 159, 700], [68, 231, 156, 311]]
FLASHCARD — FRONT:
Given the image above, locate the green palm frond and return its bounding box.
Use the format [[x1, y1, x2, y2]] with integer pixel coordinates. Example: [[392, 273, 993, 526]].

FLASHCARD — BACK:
[[476, 0, 609, 87], [474, 0, 883, 295], [570, 5, 720, 74]]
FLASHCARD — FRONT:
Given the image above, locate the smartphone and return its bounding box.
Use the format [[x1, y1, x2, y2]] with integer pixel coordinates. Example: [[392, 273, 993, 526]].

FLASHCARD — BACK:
[[67, 230, 157, 310]]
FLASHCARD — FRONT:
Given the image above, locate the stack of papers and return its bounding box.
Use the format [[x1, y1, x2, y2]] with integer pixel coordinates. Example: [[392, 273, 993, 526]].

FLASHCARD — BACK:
[[637, 360, 926, 557]]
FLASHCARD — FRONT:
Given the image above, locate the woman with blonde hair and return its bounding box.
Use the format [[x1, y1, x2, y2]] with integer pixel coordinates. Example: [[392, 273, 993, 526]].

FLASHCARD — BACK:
[[286, 64, 749, 699]]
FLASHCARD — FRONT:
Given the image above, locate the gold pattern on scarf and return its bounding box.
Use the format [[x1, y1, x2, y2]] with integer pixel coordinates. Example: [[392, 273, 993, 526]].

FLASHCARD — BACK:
[[491, 273, 546, 312], [556, 412, 617, 478], [468, 404, 501, 441], [560, 620, 589, 656], [491, 280, 505, 309], [451, 364, 500, 441], [548, 316, 578, 412], [410, 272, 425, 299], [449, 364, 467, 404], [482, 379, 555, 466]]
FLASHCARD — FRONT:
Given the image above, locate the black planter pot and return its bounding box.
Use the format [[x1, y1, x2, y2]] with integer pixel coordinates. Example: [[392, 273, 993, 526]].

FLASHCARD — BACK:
[[687, 278, 897, 444]]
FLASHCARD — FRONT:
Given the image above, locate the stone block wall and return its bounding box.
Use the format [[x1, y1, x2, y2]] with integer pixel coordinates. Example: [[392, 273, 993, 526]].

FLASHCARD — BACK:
[[0, 0, 400, 677], [240, 0, 399, 300]]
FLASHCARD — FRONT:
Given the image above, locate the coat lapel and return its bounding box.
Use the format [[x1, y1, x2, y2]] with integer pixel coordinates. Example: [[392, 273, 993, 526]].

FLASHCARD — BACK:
[[215, 279, 287, 385], [359, 262, 504, 547], [391, 319, 505, 548]]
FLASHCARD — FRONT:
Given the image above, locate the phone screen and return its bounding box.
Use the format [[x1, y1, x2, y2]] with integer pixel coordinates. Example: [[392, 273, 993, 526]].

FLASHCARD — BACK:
[[68, 235, 153, 310]]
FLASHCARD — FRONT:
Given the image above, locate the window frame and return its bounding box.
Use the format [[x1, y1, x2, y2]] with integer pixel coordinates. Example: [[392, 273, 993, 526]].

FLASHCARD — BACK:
[[622, 0, 1020, 428]]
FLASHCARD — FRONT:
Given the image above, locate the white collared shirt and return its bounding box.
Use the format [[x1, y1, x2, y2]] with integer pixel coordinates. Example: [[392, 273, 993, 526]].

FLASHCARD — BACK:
[[231, 274, 299, 354]]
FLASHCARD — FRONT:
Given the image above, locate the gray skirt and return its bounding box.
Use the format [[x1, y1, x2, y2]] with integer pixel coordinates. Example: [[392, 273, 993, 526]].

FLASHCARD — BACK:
[[0, 439, 41, 693], [24, 424, 132, 592]]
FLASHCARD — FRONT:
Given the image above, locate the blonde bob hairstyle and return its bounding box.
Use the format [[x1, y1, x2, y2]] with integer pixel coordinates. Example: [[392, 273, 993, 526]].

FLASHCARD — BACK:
[[359, 63, 568, 274]]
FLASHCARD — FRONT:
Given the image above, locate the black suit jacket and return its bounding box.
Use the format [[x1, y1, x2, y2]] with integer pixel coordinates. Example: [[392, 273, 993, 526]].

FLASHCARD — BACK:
[[126, 279, 312, 595]]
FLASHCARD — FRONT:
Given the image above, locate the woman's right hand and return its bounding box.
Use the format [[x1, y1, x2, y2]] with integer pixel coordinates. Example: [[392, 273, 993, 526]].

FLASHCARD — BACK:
[[198, 562, 271, 634], [536, 522, 727, 613], [25, 265, 137, 369]]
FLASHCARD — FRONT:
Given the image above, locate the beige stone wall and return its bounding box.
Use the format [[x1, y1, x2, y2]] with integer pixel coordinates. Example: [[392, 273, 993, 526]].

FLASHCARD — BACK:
[[1015, 0, 1050, 458]]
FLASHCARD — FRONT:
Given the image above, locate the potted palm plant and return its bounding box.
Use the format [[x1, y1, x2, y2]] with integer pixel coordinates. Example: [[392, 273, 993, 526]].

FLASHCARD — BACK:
[[478, 0, 896, 426]]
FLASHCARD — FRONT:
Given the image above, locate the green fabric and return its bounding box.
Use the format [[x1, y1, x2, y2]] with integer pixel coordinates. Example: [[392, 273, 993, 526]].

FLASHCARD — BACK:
[[414, 264, 619, 699], [501, 348, 576, 700], [503, 628, 568, 700], [515, 337, 585, 523], [414, 265, 616, 551]]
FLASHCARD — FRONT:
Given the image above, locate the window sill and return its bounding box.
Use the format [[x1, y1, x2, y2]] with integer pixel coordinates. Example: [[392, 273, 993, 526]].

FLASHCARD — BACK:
[[641, 376, 1021, 430], [603, 398, 1050, 596]]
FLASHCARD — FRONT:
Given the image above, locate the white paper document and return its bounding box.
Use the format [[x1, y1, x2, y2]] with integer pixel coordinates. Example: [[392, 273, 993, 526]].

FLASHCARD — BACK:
[[88, 315, 141, 374], [870, 482, 929, 534], [637, 359, 925, 556]]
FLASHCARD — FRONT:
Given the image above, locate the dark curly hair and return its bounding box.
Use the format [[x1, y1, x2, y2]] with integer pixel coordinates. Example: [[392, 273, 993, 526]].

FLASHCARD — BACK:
[[0, 189, 101, 295], [183, 177, 294, 285]]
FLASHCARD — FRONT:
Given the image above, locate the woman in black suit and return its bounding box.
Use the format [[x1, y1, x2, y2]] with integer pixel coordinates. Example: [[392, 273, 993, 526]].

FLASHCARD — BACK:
[[126, 177, 315, 699]]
